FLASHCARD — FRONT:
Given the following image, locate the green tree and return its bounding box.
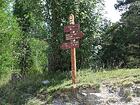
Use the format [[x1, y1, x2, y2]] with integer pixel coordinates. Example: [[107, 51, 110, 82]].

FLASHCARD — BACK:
[[44, 0, 104, 71], [12, 0, 104, 72], [14, 0, 33, 76], [99, 0, 140, 68], [13, 0, 48, 74], [120, 0, 140, 67], [0, 0, 21, 77], [115, 0, 139, 9]]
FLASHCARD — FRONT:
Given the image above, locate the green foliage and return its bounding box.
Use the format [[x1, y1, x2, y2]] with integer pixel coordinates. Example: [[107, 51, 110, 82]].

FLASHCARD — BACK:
[[92, 1, 140, 69], [1, 0, 139, 76], [13, 0, 50, 76], [76, 0, 104, 69], [42, 0, 104, 71], [15, 37, 33, 75], [29, 38, 48, 73], [0, 1, 21, 77], [115, 0, 139, 9]]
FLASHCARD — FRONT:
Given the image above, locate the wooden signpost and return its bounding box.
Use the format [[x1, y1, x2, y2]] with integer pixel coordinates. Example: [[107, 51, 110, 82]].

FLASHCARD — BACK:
[[61, 14, 84, 90]]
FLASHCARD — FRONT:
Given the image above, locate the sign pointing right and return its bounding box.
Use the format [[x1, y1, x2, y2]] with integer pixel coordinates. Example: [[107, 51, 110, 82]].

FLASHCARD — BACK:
[[64, 24, 80, 33], [65, 32, 84, 41]]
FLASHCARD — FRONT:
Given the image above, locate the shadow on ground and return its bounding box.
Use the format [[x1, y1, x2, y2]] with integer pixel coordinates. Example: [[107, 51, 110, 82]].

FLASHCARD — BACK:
[[0, 71, 71, 105]]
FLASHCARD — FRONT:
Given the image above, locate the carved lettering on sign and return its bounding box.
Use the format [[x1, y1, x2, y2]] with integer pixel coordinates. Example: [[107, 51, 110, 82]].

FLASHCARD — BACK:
[[64, 24, 80, 33], [60, 41, 79, 49], [66, 32, 84, 40]]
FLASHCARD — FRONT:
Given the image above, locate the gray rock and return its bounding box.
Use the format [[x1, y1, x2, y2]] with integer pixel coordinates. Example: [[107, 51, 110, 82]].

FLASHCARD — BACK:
[[133, 86, 140, 97], [87, 93, 103, 105], [42, 80, 50, 85], [81, 92, 88, 97], [118, 87, 124, 97]]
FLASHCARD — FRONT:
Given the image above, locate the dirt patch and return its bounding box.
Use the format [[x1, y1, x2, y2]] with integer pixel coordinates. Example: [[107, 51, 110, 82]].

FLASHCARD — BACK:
[[49, 83, 140, 105]]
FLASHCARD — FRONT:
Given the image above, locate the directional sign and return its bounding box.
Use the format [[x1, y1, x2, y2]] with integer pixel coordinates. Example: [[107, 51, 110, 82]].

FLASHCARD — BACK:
[[60, 41, 79, 49], [64, 24, 80, 33], [66, 32, 84, 40]]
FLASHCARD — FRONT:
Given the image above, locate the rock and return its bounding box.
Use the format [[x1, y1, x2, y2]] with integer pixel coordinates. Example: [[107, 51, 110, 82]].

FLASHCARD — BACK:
[[125, 96, 132, 103], [64, 95, 70, 102], [118, 87, 131, 98], [76, 92, 87, 102], [119, 88, 133, 103], [134, 86, 140, 97], [81, 92, 88, 96], [77, 92, 104, 105], [52, 98, 64, 105], [89, 93, 102, 98], [65, 102, 77, 105], [120, 97, 126, 102], [118, 87, 124, 97], [87, 93, 103, 105], [42, 80, 50, 85], [108, 85, 117, 93], [135, 86, 140, 97], [109, 88, 114, 93], [107, 97, 118, 103]]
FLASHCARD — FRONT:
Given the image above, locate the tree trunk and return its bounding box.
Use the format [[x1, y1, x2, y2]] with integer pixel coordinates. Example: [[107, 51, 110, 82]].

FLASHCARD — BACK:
[[47, 1, 63, 72]]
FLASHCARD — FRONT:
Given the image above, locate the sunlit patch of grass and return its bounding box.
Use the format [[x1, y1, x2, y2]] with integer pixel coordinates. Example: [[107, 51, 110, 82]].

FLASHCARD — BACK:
[[0, 72, 11, 87], [78, 68, 140, 84]]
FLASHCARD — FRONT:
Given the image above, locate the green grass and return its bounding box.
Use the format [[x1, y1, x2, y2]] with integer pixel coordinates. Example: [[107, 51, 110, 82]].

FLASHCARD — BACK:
[[0, 68, 140, 105], [41, 68, 140, 103], [45, 68, 140, 93]]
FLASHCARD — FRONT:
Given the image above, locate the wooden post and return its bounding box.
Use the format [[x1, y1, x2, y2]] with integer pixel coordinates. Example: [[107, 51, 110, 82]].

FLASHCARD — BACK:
[[69, 14, 76, 89]]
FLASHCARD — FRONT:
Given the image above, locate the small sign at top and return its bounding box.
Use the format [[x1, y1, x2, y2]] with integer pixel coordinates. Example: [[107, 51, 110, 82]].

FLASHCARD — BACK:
[[69, 14, 75, 24]]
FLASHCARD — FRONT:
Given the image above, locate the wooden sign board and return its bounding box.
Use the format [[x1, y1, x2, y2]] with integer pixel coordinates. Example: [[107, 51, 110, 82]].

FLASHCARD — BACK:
[[66, 32, 84, 40], [60, 41, 79, 49], [64, 24, 80, 33]]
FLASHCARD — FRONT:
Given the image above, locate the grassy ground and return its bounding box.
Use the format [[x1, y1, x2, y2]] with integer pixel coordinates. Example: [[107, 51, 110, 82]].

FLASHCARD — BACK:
[[47, 68, 140, 93], [0, 68, 140, 105]]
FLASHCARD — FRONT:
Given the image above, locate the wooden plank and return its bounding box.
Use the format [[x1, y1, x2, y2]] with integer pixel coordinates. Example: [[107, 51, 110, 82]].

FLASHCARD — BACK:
[[64, 24, 80, 32], [65, 32, 84, 40], [60, 41, 79, 49]]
